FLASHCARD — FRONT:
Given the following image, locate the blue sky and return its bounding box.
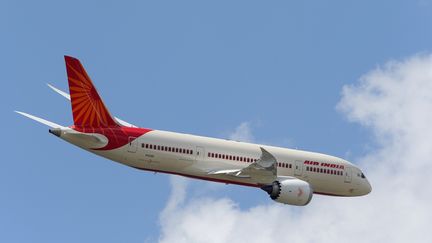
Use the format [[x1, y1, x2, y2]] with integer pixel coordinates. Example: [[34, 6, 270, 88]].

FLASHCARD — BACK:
[[2, 1, 432, 242]]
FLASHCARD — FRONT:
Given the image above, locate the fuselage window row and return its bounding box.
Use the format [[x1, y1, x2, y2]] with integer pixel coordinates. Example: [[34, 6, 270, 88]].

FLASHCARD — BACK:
[[207, 152, 258, 163], [141, 143, 193, 155], [305, 166, 343, 176], [207, 152, 294, 168]]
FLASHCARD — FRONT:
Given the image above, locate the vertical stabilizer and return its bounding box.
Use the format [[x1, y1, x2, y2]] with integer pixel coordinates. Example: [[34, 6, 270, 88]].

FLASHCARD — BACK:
[[64, 56, 119, 128]]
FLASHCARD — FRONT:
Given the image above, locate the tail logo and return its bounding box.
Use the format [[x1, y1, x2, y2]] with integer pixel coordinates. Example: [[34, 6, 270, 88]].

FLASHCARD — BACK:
[[65, 56, 118, 128]]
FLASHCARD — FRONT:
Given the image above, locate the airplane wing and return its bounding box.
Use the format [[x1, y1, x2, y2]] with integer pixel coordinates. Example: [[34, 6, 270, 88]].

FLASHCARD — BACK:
[[208, 147, 278, 184], [47, 83, 137, 128], [15, 111, 65, 128]]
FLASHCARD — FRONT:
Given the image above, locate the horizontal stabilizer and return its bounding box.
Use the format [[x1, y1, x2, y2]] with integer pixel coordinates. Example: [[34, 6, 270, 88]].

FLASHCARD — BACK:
[[15, 111, 64, 128], [60, 130, 108, 149], [112, 117, 137, 128]]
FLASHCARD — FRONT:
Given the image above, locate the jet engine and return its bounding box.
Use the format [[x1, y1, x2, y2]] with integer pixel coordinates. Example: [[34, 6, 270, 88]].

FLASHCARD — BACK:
[[261, 178, 313, 206]]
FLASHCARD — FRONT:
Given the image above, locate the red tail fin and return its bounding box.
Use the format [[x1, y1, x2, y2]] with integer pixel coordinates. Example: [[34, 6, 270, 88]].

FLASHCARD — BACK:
[[65, 56, 119, 128]]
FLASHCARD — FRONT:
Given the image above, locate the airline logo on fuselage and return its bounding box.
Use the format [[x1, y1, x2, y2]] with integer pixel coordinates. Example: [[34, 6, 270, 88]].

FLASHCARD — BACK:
[[304, 160, 345, 170]]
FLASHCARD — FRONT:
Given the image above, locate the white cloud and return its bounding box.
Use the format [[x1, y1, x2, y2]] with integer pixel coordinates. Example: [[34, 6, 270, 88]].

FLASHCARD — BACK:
[[158, 54, 432, 243], [228, 122, 254, 142]]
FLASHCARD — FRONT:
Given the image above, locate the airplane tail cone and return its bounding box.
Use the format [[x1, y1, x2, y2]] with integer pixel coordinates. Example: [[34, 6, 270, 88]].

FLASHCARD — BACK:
[[49, 128, 61, 137]]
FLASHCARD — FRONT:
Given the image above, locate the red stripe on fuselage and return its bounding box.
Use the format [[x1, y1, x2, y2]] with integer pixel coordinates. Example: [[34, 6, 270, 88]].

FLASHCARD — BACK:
[[72, 126, 152, 150]]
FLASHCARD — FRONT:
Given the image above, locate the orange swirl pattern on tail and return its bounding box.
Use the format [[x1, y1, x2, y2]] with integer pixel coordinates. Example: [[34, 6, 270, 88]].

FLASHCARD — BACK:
[[65, 56, 119, 128]]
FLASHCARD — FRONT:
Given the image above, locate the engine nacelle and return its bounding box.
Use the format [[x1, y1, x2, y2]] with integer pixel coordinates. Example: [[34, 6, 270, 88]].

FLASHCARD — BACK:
[[261, 178, 313, 206]]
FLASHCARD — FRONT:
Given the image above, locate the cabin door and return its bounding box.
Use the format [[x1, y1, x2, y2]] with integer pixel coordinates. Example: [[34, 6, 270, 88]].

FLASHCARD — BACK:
[[127, 137, 138, 153], [195, 146, 205, 161], [294, 160, 303, 176], [344, 167, 352, 183]]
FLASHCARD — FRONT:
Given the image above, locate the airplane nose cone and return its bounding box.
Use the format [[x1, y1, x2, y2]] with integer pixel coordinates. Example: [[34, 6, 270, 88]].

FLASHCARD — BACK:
[[363, 180, 372, 195]]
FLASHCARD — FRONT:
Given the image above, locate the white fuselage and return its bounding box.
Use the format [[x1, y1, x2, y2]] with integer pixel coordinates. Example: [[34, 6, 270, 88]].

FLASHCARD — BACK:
[[74, 130, 371, 197]]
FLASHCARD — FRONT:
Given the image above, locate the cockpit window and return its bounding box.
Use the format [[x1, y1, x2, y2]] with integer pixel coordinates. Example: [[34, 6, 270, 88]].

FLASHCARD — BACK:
[[361, 173, 366, 179]]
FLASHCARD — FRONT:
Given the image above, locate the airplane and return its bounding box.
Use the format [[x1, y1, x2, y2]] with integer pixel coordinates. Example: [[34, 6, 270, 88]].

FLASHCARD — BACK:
[[16, 56, 371, 206]]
